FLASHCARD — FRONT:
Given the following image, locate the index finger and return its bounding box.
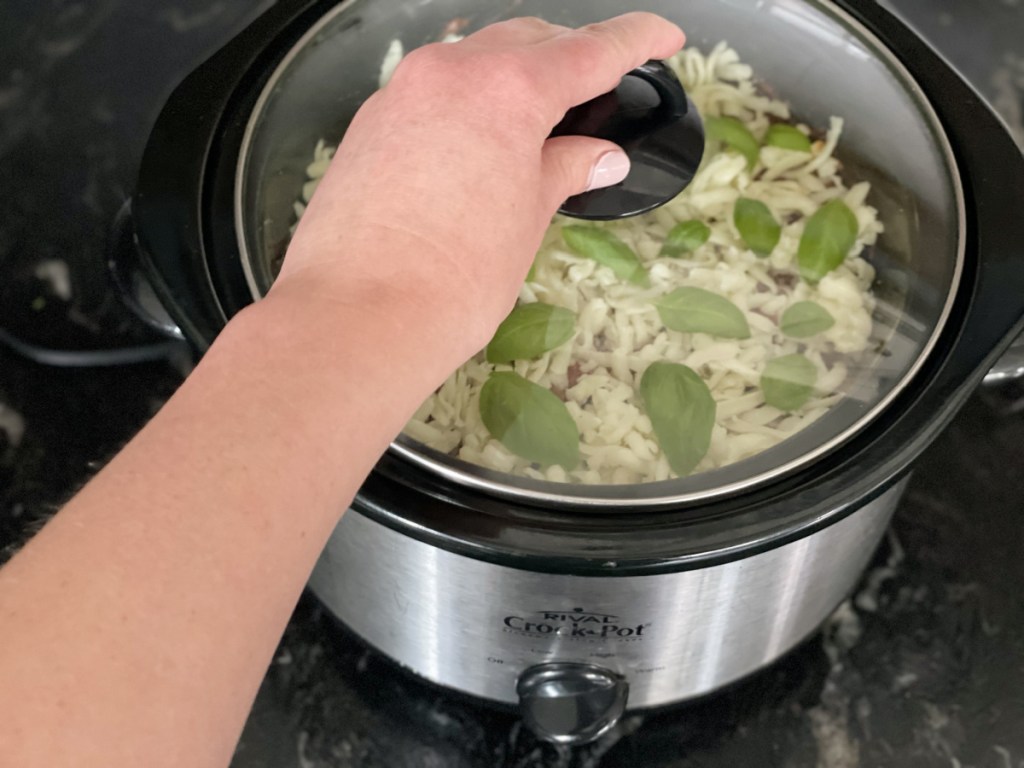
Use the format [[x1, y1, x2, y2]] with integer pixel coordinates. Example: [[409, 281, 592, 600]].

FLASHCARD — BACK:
[[533, 13, 686, 123]]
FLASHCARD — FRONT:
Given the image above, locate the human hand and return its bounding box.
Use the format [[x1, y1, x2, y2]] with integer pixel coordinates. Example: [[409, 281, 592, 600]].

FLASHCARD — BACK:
[[272, 13, 685, 362]]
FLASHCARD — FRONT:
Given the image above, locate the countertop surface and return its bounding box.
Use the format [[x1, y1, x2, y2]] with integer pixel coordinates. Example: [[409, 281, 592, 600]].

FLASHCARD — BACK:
[[1, 1, 1023, 766]]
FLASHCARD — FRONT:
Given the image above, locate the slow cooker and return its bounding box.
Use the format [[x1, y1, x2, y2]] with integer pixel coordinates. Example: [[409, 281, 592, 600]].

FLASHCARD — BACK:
[[127, 0, 1024, 745]]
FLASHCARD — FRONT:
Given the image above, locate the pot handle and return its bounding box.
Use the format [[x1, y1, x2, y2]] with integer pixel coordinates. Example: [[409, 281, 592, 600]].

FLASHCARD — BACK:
[[983, 330, 1024, 385], [134, 0, 327, 350], [107, 201, 184, 340]]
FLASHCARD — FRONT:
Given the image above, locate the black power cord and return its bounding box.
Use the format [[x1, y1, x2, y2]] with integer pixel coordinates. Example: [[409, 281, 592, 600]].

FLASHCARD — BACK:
[[0, 327, 189, 368]]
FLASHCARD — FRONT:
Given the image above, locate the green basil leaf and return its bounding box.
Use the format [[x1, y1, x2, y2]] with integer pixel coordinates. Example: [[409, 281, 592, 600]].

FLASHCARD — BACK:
[[734, 198, 781, 256], [655, 287, 751, 339], [479, 372, 579, 469], [797, 199, 859, 283], [780, 301, 835, 338], [525, 258, 538, 283], [763, 124, 812, 153], [705, 116, 761, 169], [761, 354, 817, 411], [562, 225, 648, 286], [640, 362, 717, 476], [660, 220, 711, 258], [486, 303, 576, 364]]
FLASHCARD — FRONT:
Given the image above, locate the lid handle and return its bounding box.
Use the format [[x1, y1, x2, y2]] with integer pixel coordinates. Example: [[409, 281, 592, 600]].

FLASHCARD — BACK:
[[552, 60, 704, 221]]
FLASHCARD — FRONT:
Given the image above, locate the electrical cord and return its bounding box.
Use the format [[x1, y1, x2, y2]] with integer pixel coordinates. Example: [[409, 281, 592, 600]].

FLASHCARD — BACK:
[[0, 327, 189, 368]]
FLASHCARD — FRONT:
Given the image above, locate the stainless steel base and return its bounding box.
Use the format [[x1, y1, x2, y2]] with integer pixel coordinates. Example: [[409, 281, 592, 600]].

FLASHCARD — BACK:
[[309, 482, 901, 710]]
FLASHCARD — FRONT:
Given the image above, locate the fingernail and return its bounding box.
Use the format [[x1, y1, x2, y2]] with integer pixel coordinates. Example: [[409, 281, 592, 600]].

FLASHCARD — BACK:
[[585, 150, 631, 191]]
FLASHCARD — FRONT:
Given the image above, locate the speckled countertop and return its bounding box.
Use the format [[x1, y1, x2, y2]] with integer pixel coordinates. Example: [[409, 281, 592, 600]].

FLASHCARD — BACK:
[[1, 1, 1022, 766]]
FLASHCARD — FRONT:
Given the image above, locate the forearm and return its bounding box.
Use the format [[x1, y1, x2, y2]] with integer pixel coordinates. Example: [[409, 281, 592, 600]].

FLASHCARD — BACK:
[[0, 14, 686, 765], [0, 286, 461, 767]]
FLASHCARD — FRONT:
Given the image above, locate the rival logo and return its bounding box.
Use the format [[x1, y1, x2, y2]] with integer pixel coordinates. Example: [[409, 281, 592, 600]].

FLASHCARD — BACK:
[[502, 606, 650, 640]]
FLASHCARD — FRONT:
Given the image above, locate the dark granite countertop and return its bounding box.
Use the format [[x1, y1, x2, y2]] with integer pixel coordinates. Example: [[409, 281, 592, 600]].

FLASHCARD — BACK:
[[1, 1, 1022, 766]]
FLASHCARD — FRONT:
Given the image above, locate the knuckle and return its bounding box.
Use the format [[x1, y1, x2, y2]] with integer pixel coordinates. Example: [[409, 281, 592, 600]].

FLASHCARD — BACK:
[[485, 16, 555, 39], [508, 16, 552, 33], [386, 43, 551, 130], [573, 23, 628, 58], [554, 148, 584, 189], [389, 43, 450, 87], [483, 51, 541, 98], [618, 10, 661, 24]]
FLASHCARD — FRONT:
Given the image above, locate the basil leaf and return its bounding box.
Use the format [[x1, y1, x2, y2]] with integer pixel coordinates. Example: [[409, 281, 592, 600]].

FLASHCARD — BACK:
[[479, 372, 579, 469], [640, 362, 716, 476], [763, 124, 812, 153], [705, 116, 760, 169], [780, 301, 835, 338], [797, 199, 859, 283], [734, 198, 781, 256], [660, 220, 710, 258], [562, 225, 648, 286], [486, 303, 576, 364], [655, 287, 751, 339], [761, 354, 817, 411]]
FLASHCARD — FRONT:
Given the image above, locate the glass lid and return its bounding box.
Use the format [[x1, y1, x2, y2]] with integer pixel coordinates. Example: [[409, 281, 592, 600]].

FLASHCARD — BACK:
[[235, 0, 964, 507]]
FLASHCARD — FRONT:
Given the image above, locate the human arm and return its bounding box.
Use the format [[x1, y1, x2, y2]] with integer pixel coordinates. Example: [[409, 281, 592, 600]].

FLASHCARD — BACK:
[[0, 14, 685, 768]]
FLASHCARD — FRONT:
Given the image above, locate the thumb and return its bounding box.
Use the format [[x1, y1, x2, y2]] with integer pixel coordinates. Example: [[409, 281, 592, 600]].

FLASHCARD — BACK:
[[541, 136, 630, 210]]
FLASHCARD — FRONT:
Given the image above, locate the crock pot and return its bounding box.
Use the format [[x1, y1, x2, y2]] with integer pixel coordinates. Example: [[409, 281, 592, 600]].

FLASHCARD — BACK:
[[129, 0, 1024, 745]]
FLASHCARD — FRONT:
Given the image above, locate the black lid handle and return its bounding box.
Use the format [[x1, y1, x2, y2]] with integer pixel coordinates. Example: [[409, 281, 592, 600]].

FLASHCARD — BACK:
[[553, 60, 704, 220]]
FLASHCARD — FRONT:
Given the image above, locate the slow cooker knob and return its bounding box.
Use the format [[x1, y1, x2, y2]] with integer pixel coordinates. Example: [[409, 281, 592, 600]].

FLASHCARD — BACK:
[[516, 662, 628, 745]]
